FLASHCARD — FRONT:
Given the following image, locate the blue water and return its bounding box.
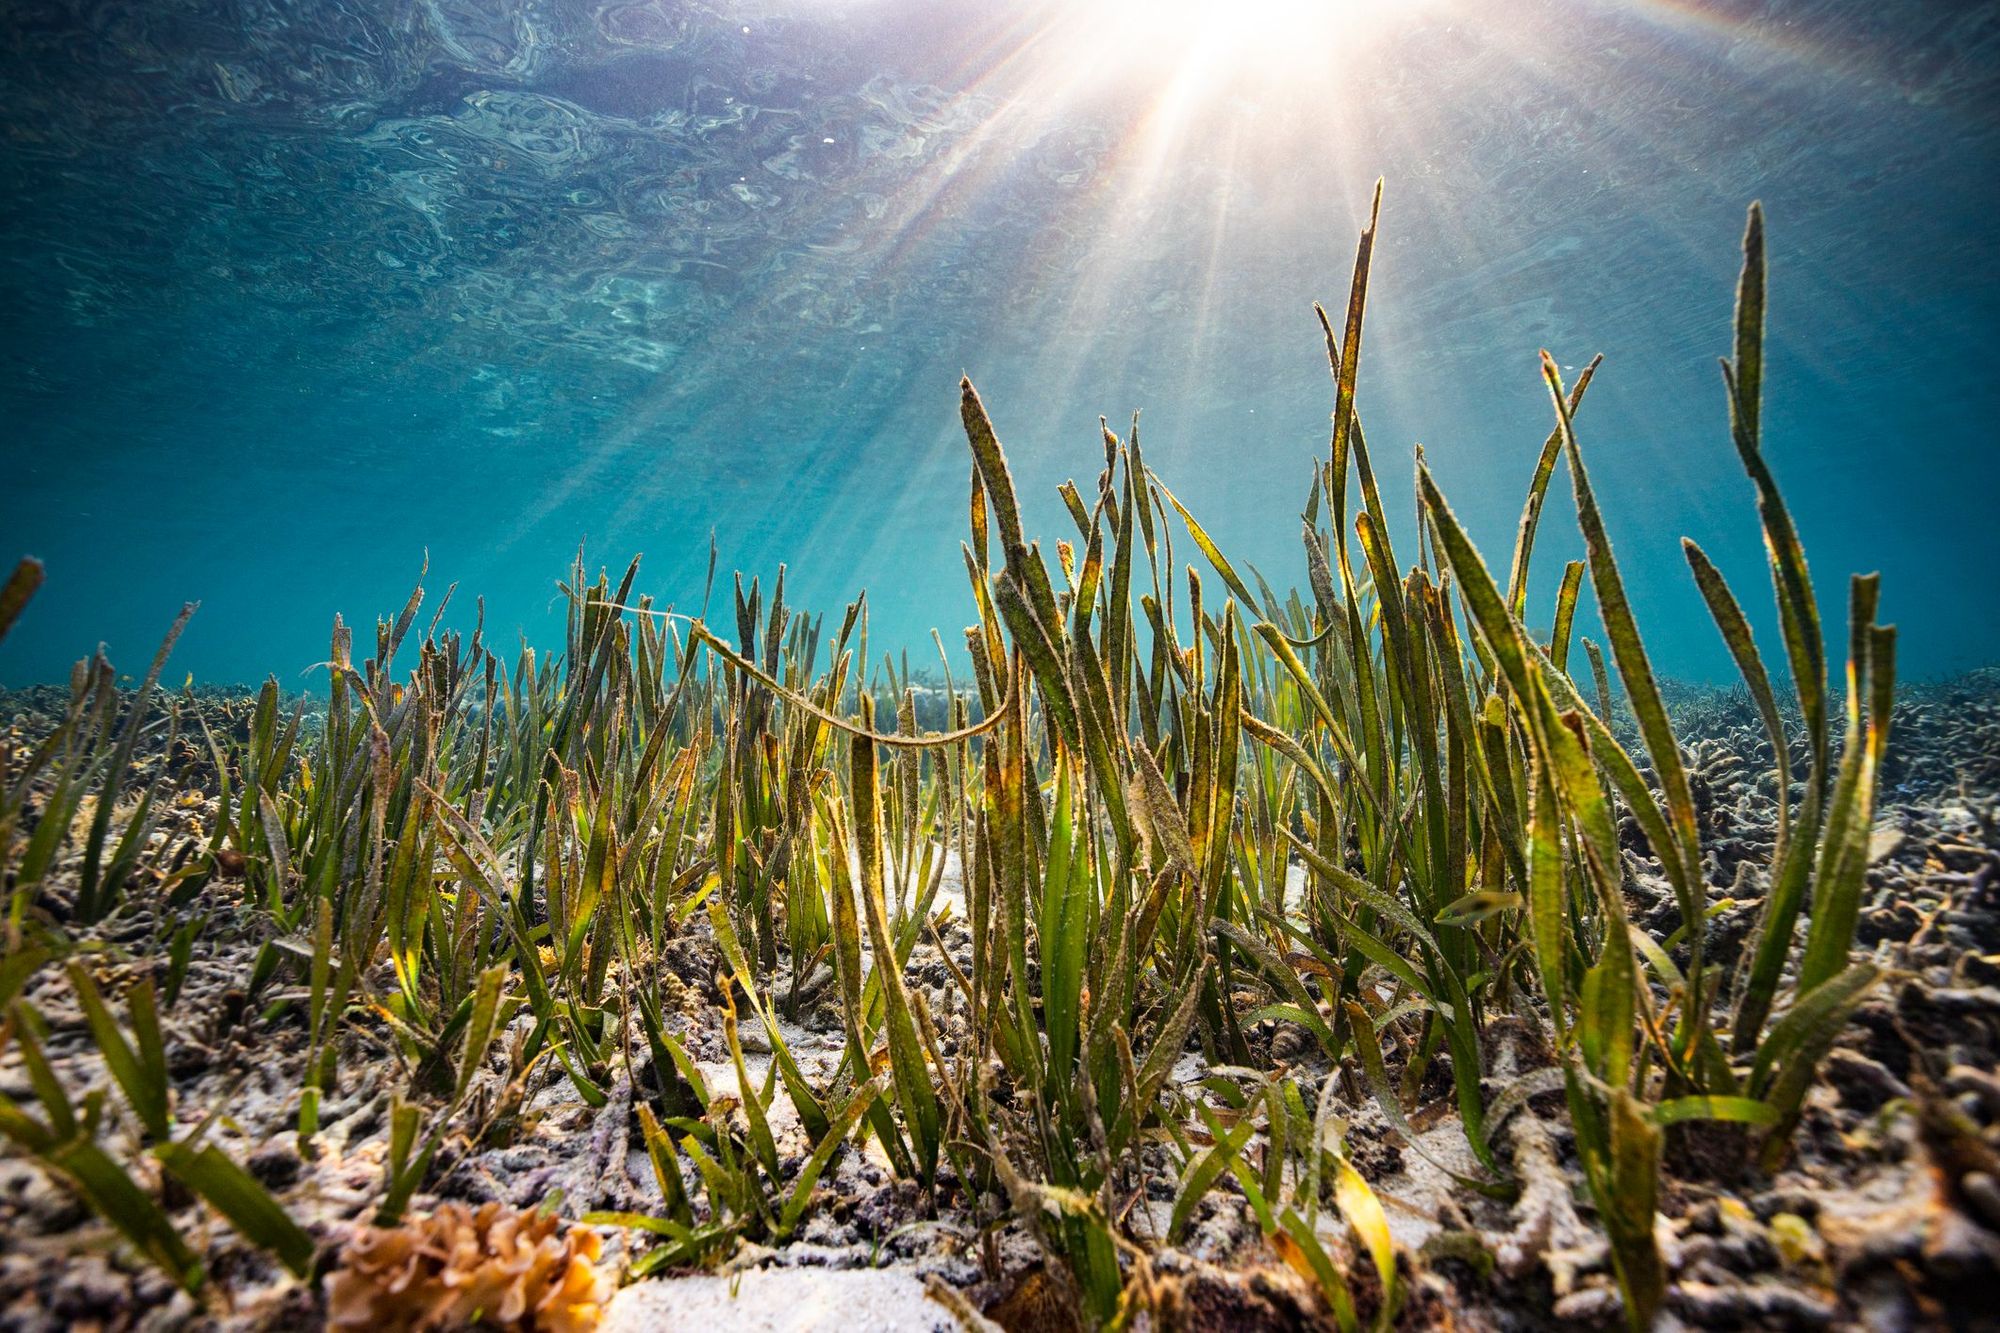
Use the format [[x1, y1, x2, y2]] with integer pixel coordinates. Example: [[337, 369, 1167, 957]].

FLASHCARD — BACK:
[[2, 0, 1996, 688]]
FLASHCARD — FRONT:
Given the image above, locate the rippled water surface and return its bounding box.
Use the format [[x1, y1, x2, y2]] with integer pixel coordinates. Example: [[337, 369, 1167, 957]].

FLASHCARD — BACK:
[[2, 0, 1996, 684]]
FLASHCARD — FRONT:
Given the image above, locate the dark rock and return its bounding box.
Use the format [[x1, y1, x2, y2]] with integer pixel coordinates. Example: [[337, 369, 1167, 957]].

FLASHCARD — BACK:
[[247, 1138, 303, 1189], [1750, 1187, 1822, 1224], [1824, 1049, 1914, 1113]]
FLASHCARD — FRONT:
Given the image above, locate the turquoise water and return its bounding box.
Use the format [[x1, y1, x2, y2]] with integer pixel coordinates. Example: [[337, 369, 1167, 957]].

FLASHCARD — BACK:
[[2, 0, 1995, 688]]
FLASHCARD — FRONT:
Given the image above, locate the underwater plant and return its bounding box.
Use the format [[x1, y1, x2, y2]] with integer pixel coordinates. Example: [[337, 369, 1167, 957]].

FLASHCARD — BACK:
[[0, 191, 1899, 1332]]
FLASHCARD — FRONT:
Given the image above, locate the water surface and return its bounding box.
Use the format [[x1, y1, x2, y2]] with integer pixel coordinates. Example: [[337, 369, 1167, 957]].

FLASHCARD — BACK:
[[2, 0, 1995, 686]]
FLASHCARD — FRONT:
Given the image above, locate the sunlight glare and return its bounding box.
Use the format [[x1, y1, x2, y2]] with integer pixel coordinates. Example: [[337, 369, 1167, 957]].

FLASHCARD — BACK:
[[1071, 0, 1434, 84]]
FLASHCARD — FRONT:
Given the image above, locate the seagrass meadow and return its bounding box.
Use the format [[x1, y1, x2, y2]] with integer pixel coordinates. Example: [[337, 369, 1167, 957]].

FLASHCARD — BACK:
[[3, 193, 1998, 1333]]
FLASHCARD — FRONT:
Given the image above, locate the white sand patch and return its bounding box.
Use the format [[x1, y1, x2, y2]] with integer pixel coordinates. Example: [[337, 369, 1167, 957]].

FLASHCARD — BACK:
[[602, 1268, 956, 1332]]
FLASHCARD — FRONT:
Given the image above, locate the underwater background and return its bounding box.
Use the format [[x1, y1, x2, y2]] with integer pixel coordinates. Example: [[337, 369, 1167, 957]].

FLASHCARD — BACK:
[[1, 0, 1995, 689]]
